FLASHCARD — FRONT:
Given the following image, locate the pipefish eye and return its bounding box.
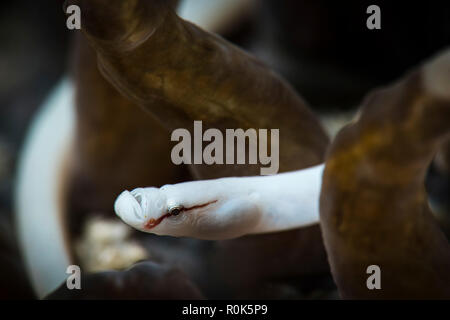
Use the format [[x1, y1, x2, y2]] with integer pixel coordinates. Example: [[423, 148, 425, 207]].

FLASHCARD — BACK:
[[168, 205, 183, 216]]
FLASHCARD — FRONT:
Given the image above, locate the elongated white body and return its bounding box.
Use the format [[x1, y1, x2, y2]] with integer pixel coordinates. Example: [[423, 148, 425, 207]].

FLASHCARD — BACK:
[[15, 79, 74, 298], [115, 164, 324, 240]]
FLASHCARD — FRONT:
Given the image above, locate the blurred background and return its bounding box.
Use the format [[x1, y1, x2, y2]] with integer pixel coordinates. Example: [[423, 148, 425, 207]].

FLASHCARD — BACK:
[[0, 0, 449, 299]]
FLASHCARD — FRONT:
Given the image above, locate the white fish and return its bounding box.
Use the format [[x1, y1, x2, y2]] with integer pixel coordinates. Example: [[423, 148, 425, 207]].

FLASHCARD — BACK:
[[115, 164, 324, 240]]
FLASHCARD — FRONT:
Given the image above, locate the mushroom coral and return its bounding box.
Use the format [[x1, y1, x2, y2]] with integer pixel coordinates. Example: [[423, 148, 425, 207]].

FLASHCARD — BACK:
[[63, 0, 331, 298], [63, 0, 329, 178], [320, 49, 450, 299]]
